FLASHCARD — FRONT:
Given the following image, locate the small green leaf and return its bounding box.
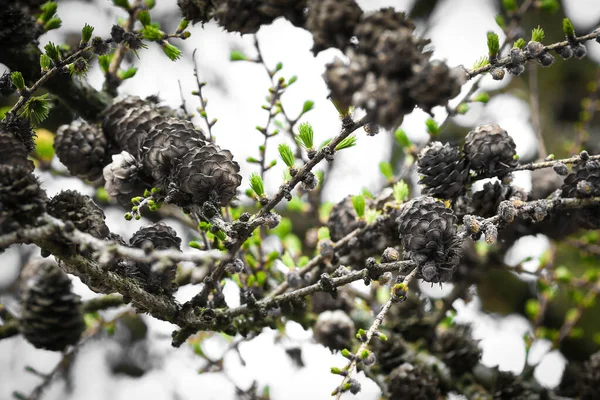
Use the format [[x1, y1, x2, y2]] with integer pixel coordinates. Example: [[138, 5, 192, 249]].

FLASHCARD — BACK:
[[117, 67, 137, 80], [143, 25, 164, 41], [456, 103, 469, 114], [562, 18, 575, 38], [20, 94, 52, 125], [539, 0, 559, 13], [487, 31, 500, 56], [352, 195, 365, 218], [162, 42, 182, 61], [364, 208, 381, 224], [39, 54, 52, 71], [177, 19, 190, 33], [531, 26, 545, 43], [274, 62, 283, 72], [44, 17, 62, 31], [10, 72, 25, 90], [188, 241, 203, 250], [335, 135, 357, 151], [296, 122, 314, 149], [113, 0, 130, 9], [502, 0, 517, 11], [98, 55, 110, 73], [317, 227, 330, 240], [287, 76, 297, 85], [144, 0, 156, 8], [513, 38, 526, 49], [44, 42, 61, 62], [394, 128, 411, 148], [81, 23, 94, 43], [393, 181, 409, 202], [495, 15, 506, 29], [230, 50, 248, 61], [278, 143, 295, 168], [361, 187, 374, 199], [281, 252, 295, 268], [554, 266, 572, 283], [525, 299, 540, 319], [425, 118, 439, 135], [249, 173, 265, 197], [472, 92, 490, 103], [473, 56, 490, 69], [38, 1, 58, 22], [379, 161, 394, 180], [138, 10, 151, 26], [301, 100, 314, 115]]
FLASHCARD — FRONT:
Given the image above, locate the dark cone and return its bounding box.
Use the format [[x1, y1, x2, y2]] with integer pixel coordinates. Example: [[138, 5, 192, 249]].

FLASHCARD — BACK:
[[47, 190, 109, 239], [0, 130, 34, 171], [371, 25, 430, 79], [140, 118, 206, 188], [101, 96, 176, 158], [175, 142, 242, 207], [258, 0, 307, 28], [397, 196, 462, 283], [470, 181, 515, 218], [562, 160, 600, 198], [464, 124, 518, 176], [383, 292, 435, 344], [388, 363, 440, 400], [305, 0, 362, 54], [354, 74, 408, 130], [0, 165, 46, 235], [433, 324, 481, 376], [0, 7, 37, 51], [0, 113, 37, 153], [19, 259, 85, 351], [354, 8, 416, 57], [129, 223, 182, 295], [407, 61, 464, 114], [327, 195, 360, 242], [323, 54, 367, 114], [103, 151, 147, 207], [417, 141, 469, 199], [177, 0, 215, 24], [312, 310, 355, 352], [578, 350, 600, 400], [54, 119, 108, 181], [372, 333, 408, 374], [213, 0, 273, 34]]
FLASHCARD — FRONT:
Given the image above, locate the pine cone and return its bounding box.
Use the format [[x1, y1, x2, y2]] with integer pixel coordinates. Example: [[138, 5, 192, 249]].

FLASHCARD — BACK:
[[19, 259, 85, 351], [54, 119, 108, 181], [433, 324, 481, 376], [0, 7, 37, 51], [129, 223, 182, 295], [177, 0, 216, 24], [0, 130, 34, 172], [0, 71, 15, 97], [0, 165, 46, 235], [47, 190, 109, 239], [562, 160, 600, 198], [354, 8, 416, 57], [388, 363, 440, 400], [397, 196, 462, 283], [417, 142, 469, 199], [383, 292, 435, 343], [354, 73, 409, 130], [312, 310, 355, 352], [140, 118, 206, 188], [464, 124, 518, 176], [470, 182, 516, 218], [103, 151, 147, 207], [372, 27, 430, 79], [258, 0, 307, 28], [407, 61, 465, 114], [213, 0, 273, 34], [372, 333, 408, 374], [493, 372, 537, 400], [0, 113, 37, 153], [578, 350, 600, 400], [305, 0, 362, 54], [101, 96, 176, 158], [327, 195, 360, 242], [323, 54, 367, 114], [174, 142, 242, 207]]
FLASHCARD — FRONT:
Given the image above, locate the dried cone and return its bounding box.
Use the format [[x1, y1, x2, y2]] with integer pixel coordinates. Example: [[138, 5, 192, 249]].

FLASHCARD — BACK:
[[463, 124, 518, 176], [312, 310, 355, 352], [177, 0, 215, 24], [103, 151, 147, 207], [0, 131, 34, 171], [388, 363, 440, 400], [397, 196, 462, 283], [213, 0, 274, 34], [20, 259, 85, 351], [417, 141, 469, 199], [0, 165, 46, 235], [129, 223, 182, 295], [47, 190, 109, 239], [353, 74, 408, 130], [54, 119, 108, 181], [174, 142, 242, 207], [433, 324, 481, 376], [407, 61, 464, 114], [327, 195, 360, 242], [0, 113, 37, 153], [305, 0, 363, 54], [562, 160, 600, 198], [470, 181, 516, 218], [323, 54, 367, 114]]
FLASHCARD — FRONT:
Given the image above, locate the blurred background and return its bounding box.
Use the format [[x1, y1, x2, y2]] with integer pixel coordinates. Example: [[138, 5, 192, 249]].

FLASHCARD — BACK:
[[1, 0, 600, 399]]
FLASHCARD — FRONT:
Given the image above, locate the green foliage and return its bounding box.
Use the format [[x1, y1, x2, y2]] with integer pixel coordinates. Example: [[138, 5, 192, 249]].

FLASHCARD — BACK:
[[456, 103, 469, 115], [98, 55, 111, 73], [472, 56, 489, 69], [393, 181, 409, 202], [44, 17, 62, 31], [142, 25, 164, 41], [278, 143, 295, 168], [335, 135, 357, 151], [177, 19, 190, 33], [117, 67, 137, 80], [531, 26, 545, 42], [20, 94, 52, 125], [495, 15, 506, 29], [562, 18, 575, 38], [317, 227, 330, 240], [44, 42, 61, 62], [296, 122, 314, 149], [394, 128, 411, 148], [352, 195, 365, 218], [539, 0, 559, 13], [425, 118, 439, 135], [138, 10, 151, 27], [230, 50, 248, 61], [379, 161, 393, 180], [10, 72, 25, 91], [81, 23, 94, 43], [112, 0, 130, 9], [472, 92, 490, 103], [301, 100, 314, 115], [162, 42, 182, 61], [39, 54, 52, 71], [38, 2, 58, 23], [513, 38, 526, 49], [502, 0, 517, 11], [287, 76, 297, 85], [249, 173, 265, 197], [487, 31, 500, 56]]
